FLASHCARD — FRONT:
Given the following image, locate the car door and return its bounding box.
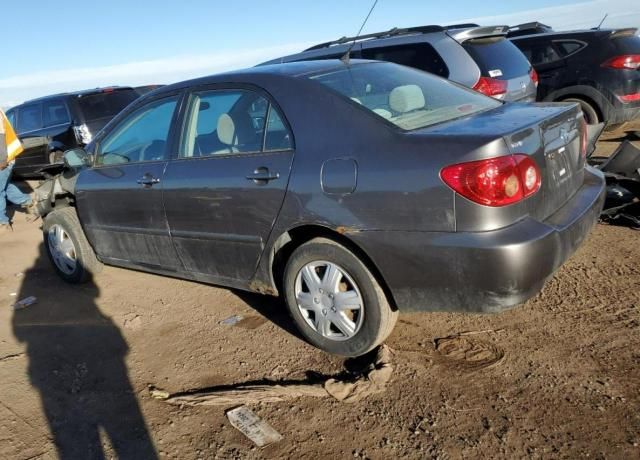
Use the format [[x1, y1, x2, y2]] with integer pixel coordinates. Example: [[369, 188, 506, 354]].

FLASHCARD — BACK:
[[75, 93, 183, 270], [162, 86, 295, 282], [13, 102, 48, 174]]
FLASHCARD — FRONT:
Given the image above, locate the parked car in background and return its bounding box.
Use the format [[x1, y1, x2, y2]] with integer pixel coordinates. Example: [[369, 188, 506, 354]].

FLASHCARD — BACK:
[[261, 24, 538, 102], [508, 23, 640, 129], [35, 60, 604, 357], [6, 87, 139, 177]]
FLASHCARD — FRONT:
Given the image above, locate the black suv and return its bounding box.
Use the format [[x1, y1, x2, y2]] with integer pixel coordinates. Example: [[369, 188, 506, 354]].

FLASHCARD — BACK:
[[262, 24, 538, 102], [508, 23, 640, 128], [6, 87, 139, 177]]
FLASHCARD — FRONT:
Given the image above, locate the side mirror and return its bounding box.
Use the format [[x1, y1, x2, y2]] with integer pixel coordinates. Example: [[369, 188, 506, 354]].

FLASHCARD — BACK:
[[63, 148, 92, 168]]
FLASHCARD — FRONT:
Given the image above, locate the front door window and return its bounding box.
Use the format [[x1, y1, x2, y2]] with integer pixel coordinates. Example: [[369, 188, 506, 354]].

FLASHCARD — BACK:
[[96, 97, 178, 165]]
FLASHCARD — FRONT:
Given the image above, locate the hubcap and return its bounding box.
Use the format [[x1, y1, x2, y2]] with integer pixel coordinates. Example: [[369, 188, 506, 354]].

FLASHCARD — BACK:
[[48, 224, 77, 275], [294, 261, 364, 341]]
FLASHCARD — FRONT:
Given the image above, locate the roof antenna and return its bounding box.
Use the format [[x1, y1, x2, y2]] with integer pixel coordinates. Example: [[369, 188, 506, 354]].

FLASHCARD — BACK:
[[341, 0, 379, 64], [596, 13, 608, 30]]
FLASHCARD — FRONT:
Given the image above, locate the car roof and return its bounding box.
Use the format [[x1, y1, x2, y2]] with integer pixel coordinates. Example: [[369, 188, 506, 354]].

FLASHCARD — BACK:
[[22, 86, 135, 105], [157, 59, 379, 93], [510, 28, 634, 41]]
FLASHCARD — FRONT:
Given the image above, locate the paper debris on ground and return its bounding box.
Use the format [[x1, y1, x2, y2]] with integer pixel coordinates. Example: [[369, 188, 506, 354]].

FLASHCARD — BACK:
[[151, 345, 394, 406], [13, 296, 37, 310], [226, 405, 283, 447], [324, 344, 393, 403], [220, 314, 244, 326]]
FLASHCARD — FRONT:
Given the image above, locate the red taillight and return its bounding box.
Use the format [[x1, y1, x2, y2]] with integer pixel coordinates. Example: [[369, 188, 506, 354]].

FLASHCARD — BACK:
[[580, 116, 588, 158], [529, 68, 539, 87], [617, 92, 640, 103], [601, 55, 640, 70], [441, 155, 541, 207], [473, 76, 508, 97]]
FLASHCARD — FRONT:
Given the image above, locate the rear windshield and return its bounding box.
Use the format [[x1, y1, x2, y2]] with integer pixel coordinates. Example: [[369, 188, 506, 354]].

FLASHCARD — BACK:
[[613, 34, 640, 54], [309, 62, 501, 131], [463, 37, 532, 79], [78, 90, 139, 121]]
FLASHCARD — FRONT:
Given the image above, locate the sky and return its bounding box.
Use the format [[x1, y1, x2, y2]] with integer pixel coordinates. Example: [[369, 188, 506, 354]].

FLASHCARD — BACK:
[[2, 0, 639, 108]]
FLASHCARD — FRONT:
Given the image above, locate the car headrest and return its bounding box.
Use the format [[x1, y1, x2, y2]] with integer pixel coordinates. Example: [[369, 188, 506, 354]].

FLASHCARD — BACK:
[[217, 113, 235, 146], [389, 85, 426, 113]]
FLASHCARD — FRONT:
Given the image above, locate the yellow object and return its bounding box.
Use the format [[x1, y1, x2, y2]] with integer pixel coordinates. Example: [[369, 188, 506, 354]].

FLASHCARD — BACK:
[[1, 110, 24, 162]]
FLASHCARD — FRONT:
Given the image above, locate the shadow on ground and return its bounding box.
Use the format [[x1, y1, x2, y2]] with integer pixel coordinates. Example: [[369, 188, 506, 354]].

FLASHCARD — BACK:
[[12, 244, 157, 459]]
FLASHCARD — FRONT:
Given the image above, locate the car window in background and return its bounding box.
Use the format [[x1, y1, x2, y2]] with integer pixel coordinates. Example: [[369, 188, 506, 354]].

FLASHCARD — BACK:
[[556, 41, 585, 56], [78, 90, 139, 122], [6, 110, 16, 127], [310, 62, 501, 131], [362, 43, 450, 77], [181, 90, 270, 158], [520, 43, 562, 66], [17, 104, 43, 133], [43, 99, 70, 127], [97, 96, 178, 165], [462, 38, 532, 79]]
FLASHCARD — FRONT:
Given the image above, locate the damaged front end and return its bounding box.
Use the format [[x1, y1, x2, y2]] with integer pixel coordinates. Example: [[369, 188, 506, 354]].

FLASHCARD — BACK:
[[34, 163, 79, 217], [589, 136, 640, 229]]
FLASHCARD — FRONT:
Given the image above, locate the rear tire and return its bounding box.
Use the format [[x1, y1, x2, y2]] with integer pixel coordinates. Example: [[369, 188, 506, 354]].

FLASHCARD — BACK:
[[43, 207, 102, 283], [283, 237, 397, 357], [562, 97, 600, 124]]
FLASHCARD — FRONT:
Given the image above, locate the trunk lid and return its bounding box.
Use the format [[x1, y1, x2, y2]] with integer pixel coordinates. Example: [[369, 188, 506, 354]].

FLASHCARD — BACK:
[[504, 102, 585, 220], [413, 101, 585, 229]]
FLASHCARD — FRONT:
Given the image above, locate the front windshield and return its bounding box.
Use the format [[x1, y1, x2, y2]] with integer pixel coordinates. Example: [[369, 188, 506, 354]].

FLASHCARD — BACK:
[[309, 62, 502, 130]]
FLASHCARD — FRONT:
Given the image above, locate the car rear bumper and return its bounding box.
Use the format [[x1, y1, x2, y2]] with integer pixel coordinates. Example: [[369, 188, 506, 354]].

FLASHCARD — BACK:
[[351, 166, 606, 313], [603, 93, 640, 125]]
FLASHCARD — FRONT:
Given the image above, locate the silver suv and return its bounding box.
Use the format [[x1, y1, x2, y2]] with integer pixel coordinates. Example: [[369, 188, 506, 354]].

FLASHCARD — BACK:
[[261, 24, 538, 102]]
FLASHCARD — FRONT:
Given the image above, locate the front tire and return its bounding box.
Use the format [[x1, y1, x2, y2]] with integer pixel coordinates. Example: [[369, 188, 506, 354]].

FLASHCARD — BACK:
[[283, 238, 397, 357], [43, 207, 102, 283]]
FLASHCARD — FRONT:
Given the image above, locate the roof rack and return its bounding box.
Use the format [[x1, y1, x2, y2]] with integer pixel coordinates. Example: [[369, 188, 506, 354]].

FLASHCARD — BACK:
[[444, 23, 480, 30], [305, 24, 446, 51], [506, 22, 554, 37]]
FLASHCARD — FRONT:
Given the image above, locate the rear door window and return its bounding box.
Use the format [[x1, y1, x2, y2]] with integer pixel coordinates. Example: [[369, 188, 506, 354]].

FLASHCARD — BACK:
[[43, 98, 70, 127], [361, 43, 449, 78], [180, 89, 293, 158], [78, 90, 139, 122], [16, 103, 43, 133], [463, 37, 532, 79]]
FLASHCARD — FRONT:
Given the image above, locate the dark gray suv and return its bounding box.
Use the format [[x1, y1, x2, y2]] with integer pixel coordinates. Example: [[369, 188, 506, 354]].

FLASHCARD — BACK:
[[261, 24, 538, 102]]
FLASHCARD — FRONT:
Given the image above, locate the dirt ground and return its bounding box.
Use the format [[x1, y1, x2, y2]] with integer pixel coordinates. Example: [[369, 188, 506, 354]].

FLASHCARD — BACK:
[[1, 128, 639, 459]]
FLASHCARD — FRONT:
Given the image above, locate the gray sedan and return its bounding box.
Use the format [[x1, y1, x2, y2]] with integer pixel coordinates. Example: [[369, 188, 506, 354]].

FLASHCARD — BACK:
[[36, 60, 605, 356]]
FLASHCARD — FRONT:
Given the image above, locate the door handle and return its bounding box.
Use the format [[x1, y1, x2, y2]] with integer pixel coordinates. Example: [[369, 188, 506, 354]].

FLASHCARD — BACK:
[[246, 167, 280, 184], [137, 175, 160, 188]]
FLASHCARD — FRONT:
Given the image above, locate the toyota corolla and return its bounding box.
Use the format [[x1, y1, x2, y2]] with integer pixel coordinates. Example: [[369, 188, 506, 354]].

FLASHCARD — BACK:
[[35, 60, 605, 356]]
